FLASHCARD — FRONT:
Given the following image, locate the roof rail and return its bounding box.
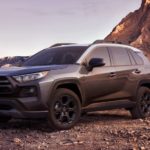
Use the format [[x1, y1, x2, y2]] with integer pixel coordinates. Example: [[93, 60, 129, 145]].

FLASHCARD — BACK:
[[92, 40, 123, 45], [50, 43, 76, 48]]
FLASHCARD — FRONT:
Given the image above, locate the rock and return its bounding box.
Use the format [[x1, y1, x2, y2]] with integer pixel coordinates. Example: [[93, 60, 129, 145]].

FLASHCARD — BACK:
[[103, 138, 109, 141], [130, 147, 137, 150], [105, 0, 150, 59], [140, 135, 147, 140], [0, 56, 29, 67], [139, 119, 144, 122], [73, 140, 84, 145], [59, 139, 74, 146], [128, 130, 135, 136], [144, 119, 150, 124], [140, 146, 145, 150], [59, 139, 84, 146], [13, 138, 22, 145]]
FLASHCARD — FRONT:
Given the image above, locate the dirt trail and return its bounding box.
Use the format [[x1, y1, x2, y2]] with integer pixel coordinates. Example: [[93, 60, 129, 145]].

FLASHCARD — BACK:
[[0, 109, 149, 150]]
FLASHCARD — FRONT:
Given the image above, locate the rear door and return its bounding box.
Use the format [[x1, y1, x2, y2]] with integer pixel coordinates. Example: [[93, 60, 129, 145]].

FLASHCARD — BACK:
[[107, 47, 137, 98]]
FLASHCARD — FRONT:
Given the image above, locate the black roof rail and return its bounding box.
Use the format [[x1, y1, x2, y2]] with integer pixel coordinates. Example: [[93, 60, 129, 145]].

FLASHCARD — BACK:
[[92, 40, 123, 45], [50, 43, 76, 48]]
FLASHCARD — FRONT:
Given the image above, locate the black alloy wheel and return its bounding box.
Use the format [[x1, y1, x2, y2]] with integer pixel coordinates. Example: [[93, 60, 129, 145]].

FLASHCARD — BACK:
[[139, 91, 150, 117], [130, 87, 150, 119], [48, 88, 81, 130]]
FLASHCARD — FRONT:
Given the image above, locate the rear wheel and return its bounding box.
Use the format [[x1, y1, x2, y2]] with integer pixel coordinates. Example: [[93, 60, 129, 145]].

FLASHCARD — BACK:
[[130, 87, 150, 119], [48, 88, 81, 130]]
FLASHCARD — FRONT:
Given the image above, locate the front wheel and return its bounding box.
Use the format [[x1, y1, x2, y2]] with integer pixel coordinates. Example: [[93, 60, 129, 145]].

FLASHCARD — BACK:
[[48, 88, 81, 130], [130, 87, 150, 119]]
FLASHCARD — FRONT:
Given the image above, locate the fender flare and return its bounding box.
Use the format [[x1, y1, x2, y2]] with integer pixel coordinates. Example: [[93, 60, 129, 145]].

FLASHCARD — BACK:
[[135, 79, 150, 96], [47, 78, 86, 106]]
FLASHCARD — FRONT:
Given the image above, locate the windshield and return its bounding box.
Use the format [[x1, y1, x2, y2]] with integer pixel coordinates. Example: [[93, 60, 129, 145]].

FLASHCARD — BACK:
[[23, 46, 88, 66]]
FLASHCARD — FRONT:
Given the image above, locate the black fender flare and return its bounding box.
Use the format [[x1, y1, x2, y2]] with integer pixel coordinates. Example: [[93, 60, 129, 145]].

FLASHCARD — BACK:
[[47, 78, 86, 106], [135, 79, 150, 97]]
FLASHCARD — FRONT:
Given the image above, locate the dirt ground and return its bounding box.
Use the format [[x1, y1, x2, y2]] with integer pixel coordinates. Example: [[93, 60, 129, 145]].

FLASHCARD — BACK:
[[0, 109, 149, 150]]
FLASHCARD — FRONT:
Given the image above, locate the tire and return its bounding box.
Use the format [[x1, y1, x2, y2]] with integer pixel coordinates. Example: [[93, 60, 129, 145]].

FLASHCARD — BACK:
[[48, 88, 81, 130], [0, 115, 11, 123], [130, 87, 150, 119]]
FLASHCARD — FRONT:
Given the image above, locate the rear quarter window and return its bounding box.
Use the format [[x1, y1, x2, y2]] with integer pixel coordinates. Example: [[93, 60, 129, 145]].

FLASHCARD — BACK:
[[130, 50, 144, 65]]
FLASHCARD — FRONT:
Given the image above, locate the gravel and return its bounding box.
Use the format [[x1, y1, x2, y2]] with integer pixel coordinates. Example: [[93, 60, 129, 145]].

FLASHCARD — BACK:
[[0, 109, 149, 150]]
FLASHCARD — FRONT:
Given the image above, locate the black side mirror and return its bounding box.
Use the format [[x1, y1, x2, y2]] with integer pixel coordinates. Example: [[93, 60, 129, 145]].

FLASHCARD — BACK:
[[88, 58, 105, 71]]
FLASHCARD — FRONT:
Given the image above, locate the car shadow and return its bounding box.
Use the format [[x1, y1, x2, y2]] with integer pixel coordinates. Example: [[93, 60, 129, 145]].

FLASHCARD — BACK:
[[80, 110, 131, 124], [0, 109, 132, 132]]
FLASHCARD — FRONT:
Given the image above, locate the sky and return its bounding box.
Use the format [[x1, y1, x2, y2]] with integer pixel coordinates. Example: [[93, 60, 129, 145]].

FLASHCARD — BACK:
[[0, 0, 141, 57]]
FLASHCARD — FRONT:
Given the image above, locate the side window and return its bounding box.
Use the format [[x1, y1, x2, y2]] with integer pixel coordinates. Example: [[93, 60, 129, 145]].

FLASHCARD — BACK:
[[108, 47, 131, 66], [87, 47, 111, 66], [126, 49, 136, 65], [130, 50, 144, 65]]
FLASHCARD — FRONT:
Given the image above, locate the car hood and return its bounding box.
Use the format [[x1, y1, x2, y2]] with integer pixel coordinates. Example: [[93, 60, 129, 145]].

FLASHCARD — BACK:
[[0, 65, 68, 76]]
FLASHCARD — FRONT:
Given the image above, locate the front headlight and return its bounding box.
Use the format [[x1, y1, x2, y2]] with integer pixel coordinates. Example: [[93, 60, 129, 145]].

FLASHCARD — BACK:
[[13, 71, 48, 83]]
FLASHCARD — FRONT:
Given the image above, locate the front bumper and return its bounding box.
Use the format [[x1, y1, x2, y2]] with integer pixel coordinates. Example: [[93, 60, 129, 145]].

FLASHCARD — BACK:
[[0, 98, 48, 118], [0, 76, 53, 119], [0, 109, 48, 119]]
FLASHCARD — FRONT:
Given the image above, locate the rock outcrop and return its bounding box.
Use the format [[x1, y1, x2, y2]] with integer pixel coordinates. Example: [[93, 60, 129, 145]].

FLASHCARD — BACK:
[[0, 56, 29, 67], [105, 0, 150, 57]]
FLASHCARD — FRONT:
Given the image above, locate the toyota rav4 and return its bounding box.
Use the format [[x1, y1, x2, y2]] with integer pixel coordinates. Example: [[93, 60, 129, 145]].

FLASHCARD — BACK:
[[0, 43, 150, 130]]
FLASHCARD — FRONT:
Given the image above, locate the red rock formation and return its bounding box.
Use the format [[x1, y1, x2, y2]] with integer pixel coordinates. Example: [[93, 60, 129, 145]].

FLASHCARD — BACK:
[[105, 0, 150, 57]]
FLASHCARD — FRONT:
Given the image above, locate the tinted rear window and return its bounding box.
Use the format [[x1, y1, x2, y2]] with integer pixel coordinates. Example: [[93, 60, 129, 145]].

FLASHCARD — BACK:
[[130, 50, 144, 65]]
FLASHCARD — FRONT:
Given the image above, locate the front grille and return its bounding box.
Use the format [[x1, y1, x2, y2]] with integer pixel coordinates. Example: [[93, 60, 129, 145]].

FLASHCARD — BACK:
[[0, 76, 14, 96]]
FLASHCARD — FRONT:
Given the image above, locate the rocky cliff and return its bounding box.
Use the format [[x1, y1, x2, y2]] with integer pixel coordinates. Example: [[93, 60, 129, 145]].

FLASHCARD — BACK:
[[105, 0, 150, 57]]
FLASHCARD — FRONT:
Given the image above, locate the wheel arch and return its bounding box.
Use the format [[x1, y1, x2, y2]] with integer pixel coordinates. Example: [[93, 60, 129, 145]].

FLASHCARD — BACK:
[[135, 80, 150, 97], [129, 79, 150, 101], [139, 80, 150, 89], [48, 79, 85, 106]]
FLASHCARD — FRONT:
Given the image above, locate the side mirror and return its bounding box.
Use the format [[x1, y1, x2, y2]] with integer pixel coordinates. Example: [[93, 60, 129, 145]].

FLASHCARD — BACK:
[[88, 58, 105, 71]]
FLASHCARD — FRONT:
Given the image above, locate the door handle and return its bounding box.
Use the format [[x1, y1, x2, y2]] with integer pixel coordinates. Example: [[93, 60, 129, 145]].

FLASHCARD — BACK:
[[109, 72, 116, 78], [135, 69, 141, 74]]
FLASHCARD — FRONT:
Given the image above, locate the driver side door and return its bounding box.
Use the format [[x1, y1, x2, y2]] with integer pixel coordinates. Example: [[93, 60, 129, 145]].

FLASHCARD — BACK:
[[81, 46, 118, 103]]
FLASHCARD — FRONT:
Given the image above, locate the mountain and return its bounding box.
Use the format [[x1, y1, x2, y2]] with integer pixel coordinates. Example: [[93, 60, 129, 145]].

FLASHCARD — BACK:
[[105, 0, 150, 57], [0, 56, 29, 67]]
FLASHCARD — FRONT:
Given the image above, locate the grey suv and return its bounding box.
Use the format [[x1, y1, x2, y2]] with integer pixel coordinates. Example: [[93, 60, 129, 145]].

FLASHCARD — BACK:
[[0, 43, 150, 130]]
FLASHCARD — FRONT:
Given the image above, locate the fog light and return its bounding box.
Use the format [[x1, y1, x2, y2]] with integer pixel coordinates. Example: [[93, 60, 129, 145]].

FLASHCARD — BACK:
[[19, 87, 37, 97]]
